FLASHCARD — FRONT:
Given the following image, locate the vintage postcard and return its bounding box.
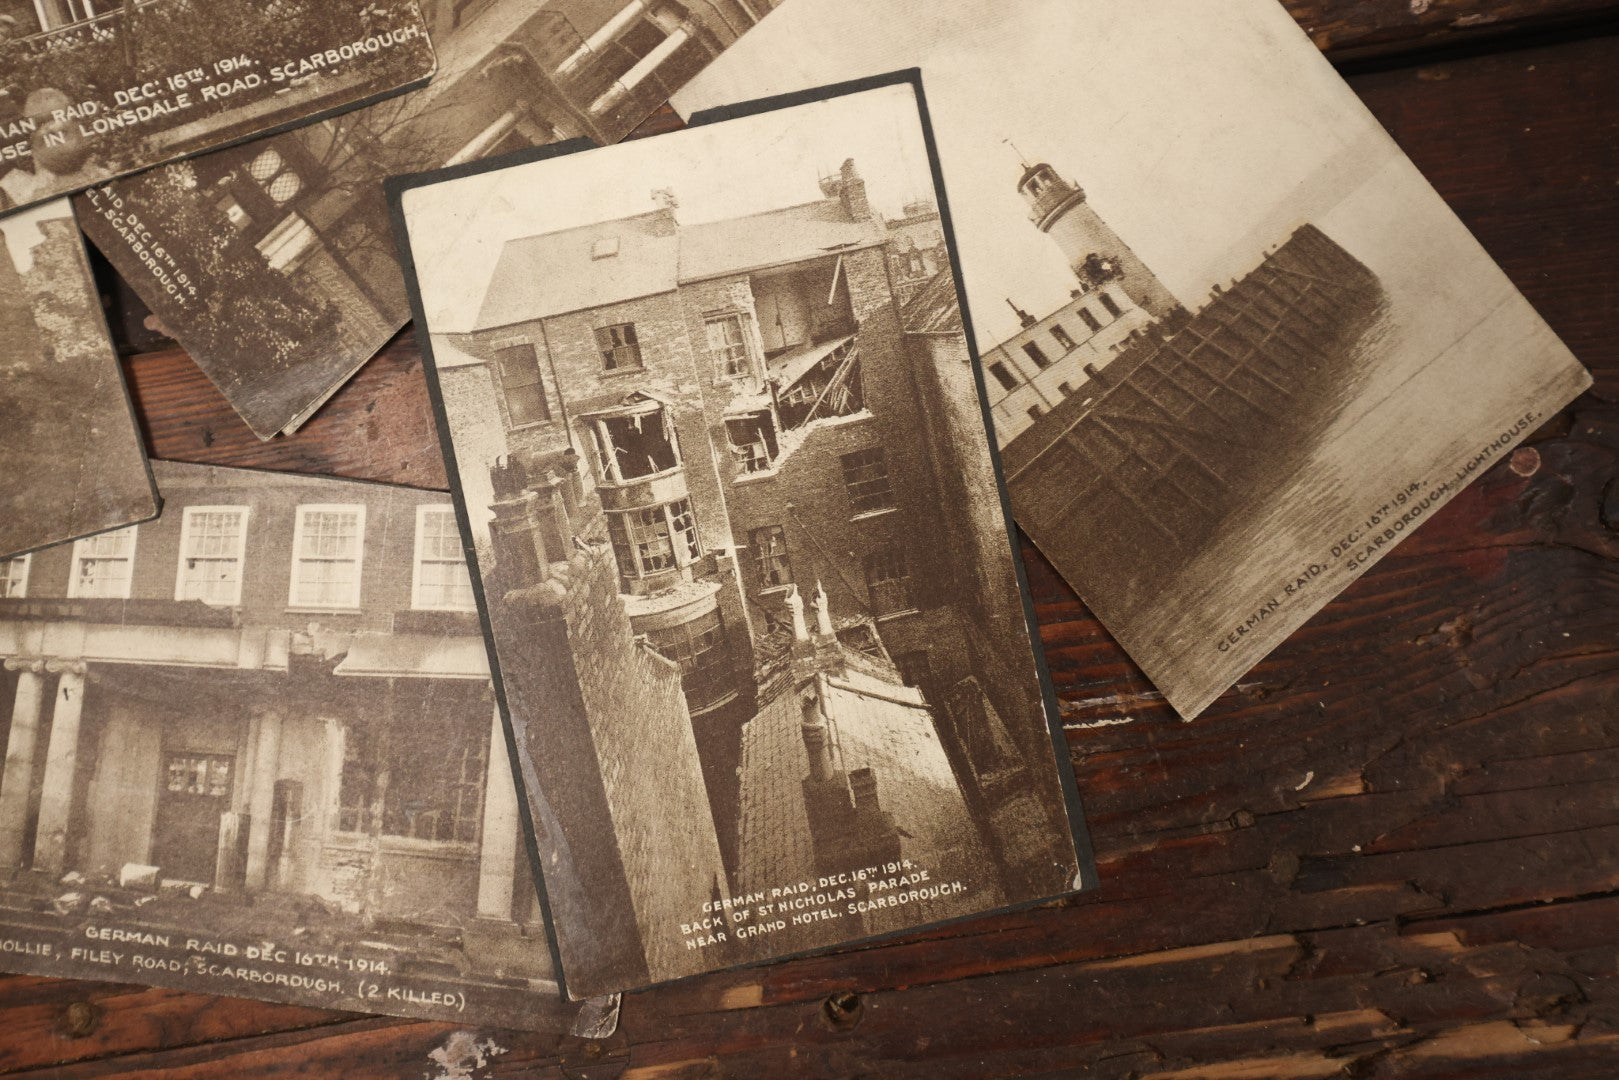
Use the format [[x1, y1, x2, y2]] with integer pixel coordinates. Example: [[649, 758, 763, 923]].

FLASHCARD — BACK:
[[0, 460, 558, 1028], [0, 198, 156, 560], [77, 0, 784, 438], [0, 0, 436, 215], [675, 0, 1594, 719], [391, 76, 1092, 998]]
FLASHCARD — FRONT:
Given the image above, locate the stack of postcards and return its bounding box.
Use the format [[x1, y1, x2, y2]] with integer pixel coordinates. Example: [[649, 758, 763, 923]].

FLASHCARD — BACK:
[[0, 0, 1588, 1021]]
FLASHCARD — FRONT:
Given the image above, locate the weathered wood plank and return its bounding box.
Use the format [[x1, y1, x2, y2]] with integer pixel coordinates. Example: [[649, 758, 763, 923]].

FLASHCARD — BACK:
[[4, 19, 1616, 1080]]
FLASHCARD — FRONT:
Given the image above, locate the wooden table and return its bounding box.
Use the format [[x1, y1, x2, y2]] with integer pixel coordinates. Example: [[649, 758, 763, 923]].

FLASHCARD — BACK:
[[5, 2, 1617, 1075]]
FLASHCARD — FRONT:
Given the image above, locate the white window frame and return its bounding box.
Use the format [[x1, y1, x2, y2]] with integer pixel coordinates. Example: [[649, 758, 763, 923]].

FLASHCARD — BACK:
[[67, 525, 138, 600], [0, 555, 30, 599], [411, 504, 476, 612], [288, 504, 366, 611], [173, 505, 250, 606]]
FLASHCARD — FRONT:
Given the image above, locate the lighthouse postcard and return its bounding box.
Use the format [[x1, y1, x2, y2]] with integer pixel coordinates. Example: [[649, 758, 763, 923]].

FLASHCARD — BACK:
[[0, 198, 156, 562], [673, 0, 1593, 720], [0, 0, 436, 215], [389, 73, 1093, 998]]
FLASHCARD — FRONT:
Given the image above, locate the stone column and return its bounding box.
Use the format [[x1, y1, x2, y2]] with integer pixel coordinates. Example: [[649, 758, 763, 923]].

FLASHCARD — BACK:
[[243, 708, 283, 891], [0, 659, 47, 869], [476, 704, 520, 921], [32, 661, 87, 876]]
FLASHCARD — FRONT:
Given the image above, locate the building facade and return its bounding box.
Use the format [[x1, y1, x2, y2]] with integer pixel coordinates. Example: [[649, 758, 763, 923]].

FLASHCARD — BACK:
[[0, 463, 543, 982]]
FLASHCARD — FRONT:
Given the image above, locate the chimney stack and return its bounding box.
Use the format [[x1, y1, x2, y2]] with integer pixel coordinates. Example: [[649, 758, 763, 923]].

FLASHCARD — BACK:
[[800, 687, 835, 783], [1006, 298, 1037, 330]]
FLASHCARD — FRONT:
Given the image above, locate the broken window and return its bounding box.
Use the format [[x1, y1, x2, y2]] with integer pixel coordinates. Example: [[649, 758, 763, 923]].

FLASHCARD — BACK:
[[751, 525, 791, 589], [987, 361, 1018, 392], [177, 506, 249, 606], [595, 322, 642, 370], [1078, 306, 1103, 333], [840, 447, 895, 516], [1100, 292, 1124, 319], [863, 547, 914, 617], [338, 708, 487, 844], [705, 313, 751, 380], [0, 555, 28, 599], [725, 412, 778, 474], [68, 525, 137, 599], [495, 343, 551, 426], [1022, 341, 1050, 369], [590, 406, 680, 482], [645, 606, 730, 711], [1051, 324, 1077, 351], [607, 498, 702, 580]]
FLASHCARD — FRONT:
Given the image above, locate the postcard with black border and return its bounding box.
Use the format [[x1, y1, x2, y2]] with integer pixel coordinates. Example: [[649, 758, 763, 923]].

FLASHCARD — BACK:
[[389, 71, 1095, 999]]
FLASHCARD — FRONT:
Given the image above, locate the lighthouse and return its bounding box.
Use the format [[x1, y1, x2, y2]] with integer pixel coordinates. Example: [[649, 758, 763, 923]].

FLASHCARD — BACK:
[[1017, 162, 1180, 321]]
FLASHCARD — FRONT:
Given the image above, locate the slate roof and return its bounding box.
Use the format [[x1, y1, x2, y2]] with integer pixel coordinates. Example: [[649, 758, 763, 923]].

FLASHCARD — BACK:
[[678, 200, 886, 283], [899, 270, 965, 335], [735, 657, 1000, 923], [472, 210, 680, 331]]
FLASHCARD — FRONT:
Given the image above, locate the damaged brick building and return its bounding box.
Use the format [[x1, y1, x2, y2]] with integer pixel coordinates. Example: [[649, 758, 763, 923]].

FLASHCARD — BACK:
[[438, 155, 1077, 985]]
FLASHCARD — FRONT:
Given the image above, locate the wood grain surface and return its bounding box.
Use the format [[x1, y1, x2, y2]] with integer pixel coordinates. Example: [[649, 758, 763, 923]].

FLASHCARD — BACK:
[[5, 5, 1617, 1078]]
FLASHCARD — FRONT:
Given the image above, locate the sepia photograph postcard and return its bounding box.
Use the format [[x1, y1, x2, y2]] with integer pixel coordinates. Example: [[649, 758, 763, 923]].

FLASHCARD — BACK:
[[0, 460, 559, 1029], [674, 0, 1594, 720], [0, 0, 437, 216], [391, 74, 1093, 999], [0, 198, 156, 561], [76, 0, 785, 439]]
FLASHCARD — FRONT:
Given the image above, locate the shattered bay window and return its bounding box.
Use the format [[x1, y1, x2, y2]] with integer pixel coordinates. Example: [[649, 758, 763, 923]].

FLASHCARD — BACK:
[[587, 400, 681, 484]]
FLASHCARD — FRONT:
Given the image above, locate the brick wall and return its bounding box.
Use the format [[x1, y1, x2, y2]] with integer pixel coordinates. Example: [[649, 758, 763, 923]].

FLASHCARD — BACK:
[[14, 463, 466, 637], [495, 540, 730, 994]]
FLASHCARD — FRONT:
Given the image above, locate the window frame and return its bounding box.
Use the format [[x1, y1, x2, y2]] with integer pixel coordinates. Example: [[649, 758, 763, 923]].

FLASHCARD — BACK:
[[1051, 324, 1077, 351], [411, 504, 477, 612], [750, 525, 792, 591], [0, 555, 29, 599], [595, 322, 642, 371], [173, 505, 251, 606], [287, 504, 367, 611], [606, 498, 703, 580], [493, 342, 552, 428], [1021, 341, 1051, 369], [1099, 292, 1124, 319], [1078, 306, 1103, 333], [704, 311, 752, 382], [67, 525, 138, 600], [840, 446, 897, 518], [863, 546, 916, 618], [987, 360, 1018, 392]]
